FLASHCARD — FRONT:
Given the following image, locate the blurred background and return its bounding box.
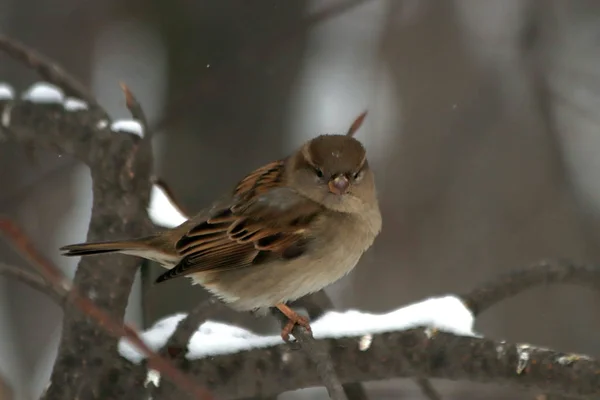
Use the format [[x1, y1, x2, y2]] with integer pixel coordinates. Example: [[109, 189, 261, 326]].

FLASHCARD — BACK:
[[2, 0, 600, 399]]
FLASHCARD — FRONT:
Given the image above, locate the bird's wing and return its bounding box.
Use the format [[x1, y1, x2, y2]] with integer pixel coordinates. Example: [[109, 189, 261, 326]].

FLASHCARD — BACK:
[[155, 160, 323, 283]]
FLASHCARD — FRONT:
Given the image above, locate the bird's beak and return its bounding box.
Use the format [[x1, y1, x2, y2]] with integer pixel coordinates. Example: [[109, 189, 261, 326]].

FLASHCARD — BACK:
[[328, 175, 350, 195]]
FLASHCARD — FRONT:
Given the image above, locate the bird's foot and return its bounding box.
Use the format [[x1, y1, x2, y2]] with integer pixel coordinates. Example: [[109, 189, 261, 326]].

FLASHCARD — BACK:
[[281, 314, 312, 342], [275, 303, 312, 342]]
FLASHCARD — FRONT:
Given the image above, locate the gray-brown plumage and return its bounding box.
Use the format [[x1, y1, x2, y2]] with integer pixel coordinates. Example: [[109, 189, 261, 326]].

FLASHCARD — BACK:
[[60, 122, 381, 340]]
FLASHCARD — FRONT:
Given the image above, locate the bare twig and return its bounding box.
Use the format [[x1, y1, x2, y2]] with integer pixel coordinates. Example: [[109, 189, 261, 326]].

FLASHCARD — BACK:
[[0, 262, 66, 307], [291, 292, 370, 400], [0, 34, 100, 110], [291, 326, 348, 400], [161, 298, 222, 357], [120, 82, 153, 141], [461, 259, 600, 316], [120, 82, 149, 128], [119, 83, 153, 177], [0, 219, 212, 400], [271, 308, 347, 400], [346, 110, 368, 137], [150, 298, 227, 398]]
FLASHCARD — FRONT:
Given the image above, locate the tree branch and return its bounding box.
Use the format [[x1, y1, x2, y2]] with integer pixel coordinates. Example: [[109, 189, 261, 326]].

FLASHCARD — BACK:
[[0, 262, 66, 307], [0, 218, 212, 400], [125, 260, 600, 399], [291, 291, 441, 400], [461, 259, 600, 316], [161, 298, 225, 357], [0, 34, 101, 111], [289, 323, 348, 400], [0, 34, 202, 399], [171, 327, 599, 399], [292, 292, 371, 400]]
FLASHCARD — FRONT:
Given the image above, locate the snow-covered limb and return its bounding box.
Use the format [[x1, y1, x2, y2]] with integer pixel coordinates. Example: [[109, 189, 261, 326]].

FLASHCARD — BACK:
[[113, 322, 600, 399], [0, 35, 100, 109], [123, 296, 474, 400], [0, 84, 113, 163], [119, 295, 476, 362], [120, 260, 600, 399]]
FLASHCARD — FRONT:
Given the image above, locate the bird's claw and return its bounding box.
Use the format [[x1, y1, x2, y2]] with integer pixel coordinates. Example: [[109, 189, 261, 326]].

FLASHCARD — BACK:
[[281, 314, 312, 342]]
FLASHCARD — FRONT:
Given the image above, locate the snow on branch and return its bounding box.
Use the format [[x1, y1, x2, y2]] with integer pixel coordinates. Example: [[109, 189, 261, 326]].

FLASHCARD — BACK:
[[120, 296, 476, 362], [119, 261, 600, 399], [176, 325, 600, 399]]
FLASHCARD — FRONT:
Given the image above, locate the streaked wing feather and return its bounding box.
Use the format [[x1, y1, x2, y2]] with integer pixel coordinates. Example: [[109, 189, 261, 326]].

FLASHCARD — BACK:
[[155, 161, 322, 284], [234, 160, 285, 199]]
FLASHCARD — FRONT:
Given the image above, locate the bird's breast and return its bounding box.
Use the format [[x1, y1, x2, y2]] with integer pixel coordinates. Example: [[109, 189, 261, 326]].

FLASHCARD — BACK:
[[307, 209, 380, 274], [189, 208, 381, 311]]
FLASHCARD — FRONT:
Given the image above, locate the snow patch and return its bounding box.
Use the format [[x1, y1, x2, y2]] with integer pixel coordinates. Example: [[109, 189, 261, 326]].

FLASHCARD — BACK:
[[0, 84, 15, 100], [96, 120, 108, 130], [147, 183, 188, 228], [111, 119, 144, 137], [22, 82, 64, 103], [64, 97, 89, 111], [119, 295, 476, 363]]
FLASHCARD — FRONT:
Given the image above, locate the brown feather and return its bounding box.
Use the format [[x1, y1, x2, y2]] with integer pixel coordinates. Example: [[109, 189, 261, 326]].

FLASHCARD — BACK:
[[155, 161, 322, 283]]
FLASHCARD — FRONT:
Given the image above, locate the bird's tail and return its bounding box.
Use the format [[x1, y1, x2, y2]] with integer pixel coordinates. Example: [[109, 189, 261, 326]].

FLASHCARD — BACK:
[[60, 237, 154, 257]]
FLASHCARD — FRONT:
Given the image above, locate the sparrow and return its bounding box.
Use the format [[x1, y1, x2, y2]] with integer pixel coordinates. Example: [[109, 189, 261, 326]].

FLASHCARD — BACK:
[[60, 112, 381, 341]]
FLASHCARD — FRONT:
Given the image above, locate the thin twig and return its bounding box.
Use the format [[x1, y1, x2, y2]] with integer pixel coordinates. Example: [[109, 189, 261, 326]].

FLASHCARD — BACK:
[[0, 34, 100, 109], [0, 217, 212, 400], [272, 308, 347, 400], [120, 82, 152, 140], [119, 83, 153, 176], [291, 292, 370, 400], [346, 110, 368, 137], [461, 259, 600, 317], [150, 298, 225, 398], [161, 298, 222, 357], [291, 326, 348, 400], [0, 262, 66, 307]]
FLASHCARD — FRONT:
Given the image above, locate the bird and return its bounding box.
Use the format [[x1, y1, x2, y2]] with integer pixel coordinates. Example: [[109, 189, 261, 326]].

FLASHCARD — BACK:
[[59, 112, 381, 341]]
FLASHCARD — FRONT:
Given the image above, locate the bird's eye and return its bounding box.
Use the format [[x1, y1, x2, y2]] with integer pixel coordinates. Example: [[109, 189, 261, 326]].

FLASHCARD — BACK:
[[353, 170, 364, 182], [314, 167, 324, 178]]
